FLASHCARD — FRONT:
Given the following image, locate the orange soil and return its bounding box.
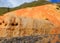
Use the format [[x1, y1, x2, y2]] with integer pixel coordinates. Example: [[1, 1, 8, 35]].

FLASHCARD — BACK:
[[0, 4, 60, 35]]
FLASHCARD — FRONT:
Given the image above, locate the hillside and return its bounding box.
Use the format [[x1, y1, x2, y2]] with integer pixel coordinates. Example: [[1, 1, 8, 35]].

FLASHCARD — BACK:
[[0, 0, 52, 15], [0, 4, 60, 43], [0, 7, 9, 15]]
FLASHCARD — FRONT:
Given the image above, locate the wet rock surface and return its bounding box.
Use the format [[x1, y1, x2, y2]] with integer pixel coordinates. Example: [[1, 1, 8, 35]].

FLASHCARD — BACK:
[[0, 34, 60, 43]]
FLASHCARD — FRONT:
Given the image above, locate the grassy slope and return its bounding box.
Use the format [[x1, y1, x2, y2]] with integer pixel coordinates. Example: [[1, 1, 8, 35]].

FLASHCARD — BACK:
[[0, 1, 52, 15]]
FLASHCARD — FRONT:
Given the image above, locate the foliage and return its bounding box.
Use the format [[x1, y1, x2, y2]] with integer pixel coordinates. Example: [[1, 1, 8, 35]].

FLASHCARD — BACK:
[[0, 7, 8, 15]]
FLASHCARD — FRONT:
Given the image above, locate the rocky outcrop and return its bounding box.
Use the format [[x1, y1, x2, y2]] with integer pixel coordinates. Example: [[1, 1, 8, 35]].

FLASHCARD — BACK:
[[0, 14, 55, 37], [0, 4, 60, 43]]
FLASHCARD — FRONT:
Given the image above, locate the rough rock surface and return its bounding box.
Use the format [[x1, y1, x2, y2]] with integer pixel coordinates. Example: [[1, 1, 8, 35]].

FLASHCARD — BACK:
[[0, 35, 60, 43], [0, 14, 55, 37]]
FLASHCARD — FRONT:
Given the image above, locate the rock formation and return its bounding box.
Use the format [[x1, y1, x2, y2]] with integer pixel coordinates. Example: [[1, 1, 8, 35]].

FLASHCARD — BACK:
[[0, 4, 60, 43], [0, 14, 55, 37]]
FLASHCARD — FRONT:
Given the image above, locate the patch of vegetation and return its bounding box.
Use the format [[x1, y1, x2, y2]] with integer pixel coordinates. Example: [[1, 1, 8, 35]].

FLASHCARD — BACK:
[[0, 7, 8, 15]]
